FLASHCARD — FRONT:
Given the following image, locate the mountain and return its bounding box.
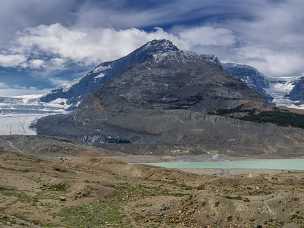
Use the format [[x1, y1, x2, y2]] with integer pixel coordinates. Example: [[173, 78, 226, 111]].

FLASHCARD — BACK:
[[41, 40, 267, 109], [223, 63, 272, 100], [288, 76, 304, 102], [35, 40, 304, 156]]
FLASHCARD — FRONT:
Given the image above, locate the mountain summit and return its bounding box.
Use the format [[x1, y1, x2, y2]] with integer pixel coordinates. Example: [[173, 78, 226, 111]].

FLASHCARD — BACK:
[[134, 39, 180, 55]]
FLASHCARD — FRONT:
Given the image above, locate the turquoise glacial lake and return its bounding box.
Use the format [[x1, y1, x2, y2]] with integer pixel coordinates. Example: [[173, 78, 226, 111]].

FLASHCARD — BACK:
[[149, 159, 304, 171]]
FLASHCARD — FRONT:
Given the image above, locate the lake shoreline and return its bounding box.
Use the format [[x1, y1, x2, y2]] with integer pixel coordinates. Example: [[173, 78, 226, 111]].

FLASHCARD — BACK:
[[177, 168, 301, 176], [115, 155, 304, 176], [113, 153, 304, 164]]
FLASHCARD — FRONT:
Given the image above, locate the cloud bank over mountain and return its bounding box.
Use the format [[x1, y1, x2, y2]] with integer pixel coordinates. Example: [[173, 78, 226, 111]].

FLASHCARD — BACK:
[[0, 0, 303, 95], [7, 24, 235, 66]]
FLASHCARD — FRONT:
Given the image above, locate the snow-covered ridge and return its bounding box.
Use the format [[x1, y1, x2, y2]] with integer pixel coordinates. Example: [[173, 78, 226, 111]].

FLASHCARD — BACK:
[[92, 64, 112, 81], [92, 64, 112, 74]]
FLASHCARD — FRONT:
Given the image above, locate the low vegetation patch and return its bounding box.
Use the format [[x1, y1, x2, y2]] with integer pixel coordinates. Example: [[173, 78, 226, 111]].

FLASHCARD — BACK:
[[115, 183, 170, 198], [0, 186, 33, 203], [41, 182, 69, 192], [59, 201, 127, 228], [240, 110, 304, 128], [214, 106, 304, 129]]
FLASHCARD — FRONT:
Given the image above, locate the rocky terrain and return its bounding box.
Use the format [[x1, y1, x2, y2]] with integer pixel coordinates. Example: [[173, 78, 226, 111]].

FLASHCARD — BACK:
[[1, 149, 304, 228], [0, 135, 104, 158]]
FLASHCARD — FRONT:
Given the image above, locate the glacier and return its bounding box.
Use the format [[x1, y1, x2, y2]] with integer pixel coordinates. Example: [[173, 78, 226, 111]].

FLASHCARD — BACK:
[[0, 94, 67, 135]]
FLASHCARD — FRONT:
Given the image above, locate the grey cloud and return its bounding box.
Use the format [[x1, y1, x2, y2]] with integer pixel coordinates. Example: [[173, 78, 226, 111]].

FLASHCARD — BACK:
[[220, 0, 304, 76], [0, 0, 77, 47]]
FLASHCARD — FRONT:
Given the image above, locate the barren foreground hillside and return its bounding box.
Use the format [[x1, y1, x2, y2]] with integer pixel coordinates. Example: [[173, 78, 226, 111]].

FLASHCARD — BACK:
[[1, 151, 304, 228]]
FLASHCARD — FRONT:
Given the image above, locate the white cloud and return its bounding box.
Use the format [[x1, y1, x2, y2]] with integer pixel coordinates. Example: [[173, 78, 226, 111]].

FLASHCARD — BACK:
[[177, 27, 236, 47], [235, 47, 304, 77], [28, 59, 45, 69], [222, 0, 304, 76], [0, 54, 26, 67], [10, 23, 236, 67], [50, 58, 65, 67], [15, 24, 179, 64], [0, 0, 303, 78], [0, 0, 303, 77]]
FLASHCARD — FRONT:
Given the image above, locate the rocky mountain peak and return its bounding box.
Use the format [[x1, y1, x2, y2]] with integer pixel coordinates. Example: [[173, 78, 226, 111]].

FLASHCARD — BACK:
[[141, 39, 179, 53], [125, 39, 180, 63]]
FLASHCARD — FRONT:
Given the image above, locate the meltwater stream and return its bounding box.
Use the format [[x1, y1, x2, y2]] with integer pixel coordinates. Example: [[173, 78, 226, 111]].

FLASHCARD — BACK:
[[149, 159, 304, 171]]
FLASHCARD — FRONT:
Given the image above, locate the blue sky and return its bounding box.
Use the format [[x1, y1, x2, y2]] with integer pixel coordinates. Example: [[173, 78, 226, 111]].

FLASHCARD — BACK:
[[0, 0, 303, 95]]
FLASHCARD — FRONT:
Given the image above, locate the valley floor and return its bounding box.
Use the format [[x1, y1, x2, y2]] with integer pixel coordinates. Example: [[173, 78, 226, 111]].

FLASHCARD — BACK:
[[1, 151, 304, 227]]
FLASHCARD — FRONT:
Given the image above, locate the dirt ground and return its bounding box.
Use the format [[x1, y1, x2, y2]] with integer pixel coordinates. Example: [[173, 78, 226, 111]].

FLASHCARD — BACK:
[[1, 151, 304, 228]]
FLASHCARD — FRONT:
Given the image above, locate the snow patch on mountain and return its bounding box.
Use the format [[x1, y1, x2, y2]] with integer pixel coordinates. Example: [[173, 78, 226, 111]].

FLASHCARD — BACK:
[[93, 64, 112, 74], [61, 78, 82, 93], [94, 73, 105, 80]]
